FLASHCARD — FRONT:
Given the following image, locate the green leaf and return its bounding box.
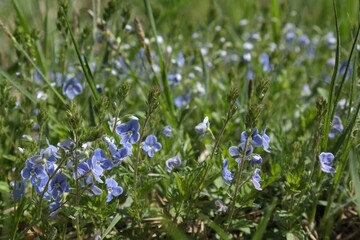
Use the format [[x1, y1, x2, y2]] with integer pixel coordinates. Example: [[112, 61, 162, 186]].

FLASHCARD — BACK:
[[101, 213, 121, 239], [0, 181, 10, 193], [252, 198, 277, 240], [199, 213, 231, 240]]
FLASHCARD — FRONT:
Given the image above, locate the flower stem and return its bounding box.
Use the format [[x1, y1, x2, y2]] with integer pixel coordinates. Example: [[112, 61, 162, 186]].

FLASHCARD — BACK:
[[226, 136, 250, 230]]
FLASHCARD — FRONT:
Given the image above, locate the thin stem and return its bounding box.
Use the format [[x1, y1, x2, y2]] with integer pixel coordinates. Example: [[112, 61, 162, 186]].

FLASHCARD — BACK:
[[74, 148, 82, 240], [194, 102, 237, 196], [226, 136, 250, 230]]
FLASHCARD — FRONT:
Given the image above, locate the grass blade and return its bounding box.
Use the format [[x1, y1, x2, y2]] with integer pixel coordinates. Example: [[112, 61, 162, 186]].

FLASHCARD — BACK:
[[332, 23, 360, 115], [64, 16, 99, 101], [252, 198, 277, 240], [0, 68, 37, 104], [143, 0, 176, 121], [349, 149, 360, 215], [321, 0, 340, 152], [101, 213, 121, 239]]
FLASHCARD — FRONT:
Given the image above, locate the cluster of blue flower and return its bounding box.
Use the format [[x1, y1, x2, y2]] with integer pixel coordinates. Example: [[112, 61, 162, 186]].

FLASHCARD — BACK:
[[224, 129, 270, 190], [18, 117, 182, 215]]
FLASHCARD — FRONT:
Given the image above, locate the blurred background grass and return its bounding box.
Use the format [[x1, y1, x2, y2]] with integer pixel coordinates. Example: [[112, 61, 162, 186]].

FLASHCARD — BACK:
[[1, 0, 358, 71], [0, 0, 358, 42]]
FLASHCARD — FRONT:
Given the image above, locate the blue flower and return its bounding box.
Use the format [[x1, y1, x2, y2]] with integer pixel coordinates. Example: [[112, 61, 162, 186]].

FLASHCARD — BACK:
[[241, 129, 269, 150], [62, 77, 83, 100], [49, 198, 61, 218], [249, 129, 263, 147], [77, 157, 104, 183], [142, 135, 162, 158], [298, 35, 310, 47], [108, 143, 129, 163], [168, 73, 182, 88], [195, 117, 209, 135], [106, 178, 123, 202], [49, 173, 70, 200], [174, 94, 190, 108], [195, 116, 212, 140], [43, 139, 60, 159], [92, 148, 114, 170], [251, 168, 262, 190], [246, 68, 255, 81], [259, 53, 271, 72], [319, 152, 336, 173], [162, 125, 173, 137], [222, 159, 234, 186], [339, 60, 353, 80], [57, 139, 76, 150], [166, 155, 181, 172], [249, 154, 263, 168], [229, 143, 253, 163], [285, 31, 296, 43], [10, 180, 25, 201], [75, 160, 103, 195], [175, 52, 185, 67], [262, 129, 271, 153], [116, 119, 140, 145], [21, 159, 48, 191], [329, 116, 343, 139]]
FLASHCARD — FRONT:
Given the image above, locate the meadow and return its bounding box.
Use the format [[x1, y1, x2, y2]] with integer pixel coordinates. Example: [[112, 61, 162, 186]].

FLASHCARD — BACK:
[[0, 0, 360, 239]]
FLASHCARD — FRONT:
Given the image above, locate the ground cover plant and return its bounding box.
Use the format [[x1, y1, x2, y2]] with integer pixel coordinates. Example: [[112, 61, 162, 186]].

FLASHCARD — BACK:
[[0, 0, 360, 239]]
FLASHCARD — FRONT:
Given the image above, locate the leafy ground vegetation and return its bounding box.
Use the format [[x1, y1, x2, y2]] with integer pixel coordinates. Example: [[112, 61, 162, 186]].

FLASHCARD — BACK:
[[0, 0, 360, 239]]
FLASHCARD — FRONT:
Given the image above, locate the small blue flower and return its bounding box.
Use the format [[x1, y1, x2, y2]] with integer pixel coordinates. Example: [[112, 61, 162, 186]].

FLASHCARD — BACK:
[[116, 119, 140, 145], [319, 152, 336, 173], [166, 155, 181, 172], [62, 77, 83, 100], [262, 129, 271, 153], [49, 173, 70, 200], [57, 139, 76, 150], [108, 143, 129, 163], [75, 160, 103, 196], [77, 158, 104, 183], [162, 125, 173, 137], [339, 60, 353, 80], [229, 143, 253, 163], [174, 94, 190, 108], [195, 117, 211, 140], [142, 135, 162, 158], [329, 116, 343, 139], [92, 148, 114, 170], [251, 168, 262, 191], [241, 129, 267, 149], [176, 52, 185, 67], [168, 73, 182, 88], [10, 180, 25, 201], [285, 31, 296, 43], [259, 53, 271, 73], [49, 198, 61, 218], [246, 68, 255, 81], [21, 159, 48, 190], [222, 159, 234, 186], [195, 117, 209, 134], [298, 35, 310, 47], [42, 139, 60, 159], [249, 154, 263, 168], [106, 178, 123, 202]]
